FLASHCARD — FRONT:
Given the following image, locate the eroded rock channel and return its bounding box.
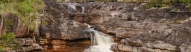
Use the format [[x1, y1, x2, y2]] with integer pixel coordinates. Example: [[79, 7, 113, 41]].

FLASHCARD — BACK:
[[1, 0, 191, 52]]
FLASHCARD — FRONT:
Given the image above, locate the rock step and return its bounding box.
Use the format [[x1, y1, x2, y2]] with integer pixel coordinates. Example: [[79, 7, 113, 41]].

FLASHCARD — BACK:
[[115, 44, 173, 52]]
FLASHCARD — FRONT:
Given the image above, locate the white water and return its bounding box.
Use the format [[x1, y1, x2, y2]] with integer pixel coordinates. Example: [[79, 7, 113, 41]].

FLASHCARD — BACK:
[[65, 3, 85, 13], [84, 26, 115, 52]]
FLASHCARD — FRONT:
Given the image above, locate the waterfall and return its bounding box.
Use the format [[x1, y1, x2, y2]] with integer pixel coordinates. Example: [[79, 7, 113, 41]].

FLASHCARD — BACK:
[[84, 26, 115, 52], [65, 3, 85, 13]]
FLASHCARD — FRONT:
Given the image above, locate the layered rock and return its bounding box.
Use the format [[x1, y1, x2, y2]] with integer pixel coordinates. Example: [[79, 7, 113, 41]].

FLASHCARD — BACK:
[[42, 1, 191, 52], [1, 0, 191, 52]]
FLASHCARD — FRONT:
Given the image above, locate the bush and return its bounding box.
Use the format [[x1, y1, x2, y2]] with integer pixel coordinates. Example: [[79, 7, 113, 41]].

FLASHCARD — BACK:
[[0, 0, 45, 31], [123, 0, 142, 2], [1, 32, 17, 47], [146, 0, 191, 9], [0, 46, 4, 51], [146, 0, 163, 8]]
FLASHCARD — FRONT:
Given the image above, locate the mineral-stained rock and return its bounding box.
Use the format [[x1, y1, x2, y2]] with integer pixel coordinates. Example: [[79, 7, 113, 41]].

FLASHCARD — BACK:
[[61, 40, 67, 45], [39, 38, 49, 45], [52, 45, 62, 51], [51, 39, 62, 45]]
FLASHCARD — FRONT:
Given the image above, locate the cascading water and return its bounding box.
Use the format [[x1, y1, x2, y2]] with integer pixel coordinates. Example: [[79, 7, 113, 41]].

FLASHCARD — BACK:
[[84, 25, 115, 52], [65, 3, 115, 52]]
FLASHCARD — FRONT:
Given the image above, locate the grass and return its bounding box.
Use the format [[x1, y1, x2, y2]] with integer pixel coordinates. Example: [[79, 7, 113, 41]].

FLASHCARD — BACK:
[[0, 0, 45, 31], [0, 0, 45, 51]]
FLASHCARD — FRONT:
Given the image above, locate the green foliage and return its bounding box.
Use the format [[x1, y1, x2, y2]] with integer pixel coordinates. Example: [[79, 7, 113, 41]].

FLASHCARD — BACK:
[[146, 0, 191, 9], [146, 0, 163, 8], [1, 32, 17, 47], [0, 33, 19, 50], [0, 46, 4, 51], [123, 0, 143, 2], [18, 1, 34, 13], [0, 0, 45, 31], [162, 0, 171, 3], [180, 0, 191, 5], [179, 0, 191, 12], [5, 19, 13, 29]]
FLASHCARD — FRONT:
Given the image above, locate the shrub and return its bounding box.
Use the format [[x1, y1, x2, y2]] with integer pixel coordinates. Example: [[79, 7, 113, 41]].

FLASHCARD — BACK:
[[0, 46, 4, 51], [123, 0, 142, 2], [1, 32, 17, 47], [0, 0, 45, 31], [146, 0, 162, 8]]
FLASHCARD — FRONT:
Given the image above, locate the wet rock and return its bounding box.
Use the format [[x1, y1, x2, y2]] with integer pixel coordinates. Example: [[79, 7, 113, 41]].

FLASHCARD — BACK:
[[110, 44, 119, 52]]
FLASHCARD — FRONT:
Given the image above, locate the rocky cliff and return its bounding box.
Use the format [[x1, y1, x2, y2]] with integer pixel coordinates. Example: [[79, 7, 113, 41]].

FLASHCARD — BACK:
[[1, 0, 191, 52]]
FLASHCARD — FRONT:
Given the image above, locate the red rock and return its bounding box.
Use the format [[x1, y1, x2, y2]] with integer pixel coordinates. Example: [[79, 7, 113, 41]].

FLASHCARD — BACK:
[[51, 40, 61, 45], [52, 45, 62, 51], [61, 40, 67, 45]]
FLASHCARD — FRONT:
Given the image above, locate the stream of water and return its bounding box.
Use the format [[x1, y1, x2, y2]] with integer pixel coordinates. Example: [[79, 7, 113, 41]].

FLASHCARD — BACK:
[[83, 25, 115, 52]]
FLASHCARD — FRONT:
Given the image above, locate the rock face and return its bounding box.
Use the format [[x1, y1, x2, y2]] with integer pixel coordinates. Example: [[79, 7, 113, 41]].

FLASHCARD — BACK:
[[1, 0, 191, 52], [42, 1, 191, 52]]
